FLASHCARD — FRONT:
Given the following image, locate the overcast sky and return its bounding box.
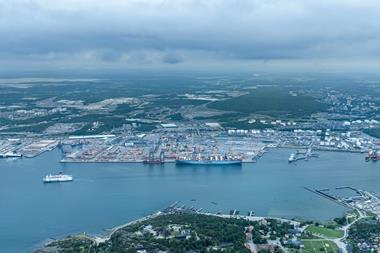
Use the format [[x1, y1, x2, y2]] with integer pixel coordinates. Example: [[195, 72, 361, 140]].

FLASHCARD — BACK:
[[1, 0, 380, 73]]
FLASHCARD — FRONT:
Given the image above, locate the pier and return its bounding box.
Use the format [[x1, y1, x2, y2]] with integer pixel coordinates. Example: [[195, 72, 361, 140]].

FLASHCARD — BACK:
[[289, 147, 319, 163], [305, 186, 380, 217], [335, 186, 361, 195], [304, 187, 348, 208]]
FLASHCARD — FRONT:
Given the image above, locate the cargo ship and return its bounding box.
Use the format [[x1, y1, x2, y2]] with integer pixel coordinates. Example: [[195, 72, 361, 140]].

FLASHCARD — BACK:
[[143, 159, 164, 164], [43, 172, 73, 183], [143, 151, 165, 164], [176, 154, 242, 165], [365, 150, 380, 162]]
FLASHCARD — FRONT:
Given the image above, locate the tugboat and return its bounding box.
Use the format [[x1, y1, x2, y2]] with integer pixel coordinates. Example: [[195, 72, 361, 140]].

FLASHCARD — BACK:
[[43, 172, 73, 183]]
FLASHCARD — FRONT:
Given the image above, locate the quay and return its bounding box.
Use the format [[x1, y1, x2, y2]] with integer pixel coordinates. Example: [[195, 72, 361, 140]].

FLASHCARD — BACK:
[[305, 186, 380, 217]]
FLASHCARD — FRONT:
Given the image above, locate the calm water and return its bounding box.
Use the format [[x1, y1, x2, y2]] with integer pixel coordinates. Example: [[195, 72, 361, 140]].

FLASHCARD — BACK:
[[0, 148, 378, 253]]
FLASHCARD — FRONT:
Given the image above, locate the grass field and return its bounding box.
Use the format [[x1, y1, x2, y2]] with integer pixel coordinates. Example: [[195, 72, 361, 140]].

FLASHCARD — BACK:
[[305, 226, 344, 239], [302, 240, 338, 253]]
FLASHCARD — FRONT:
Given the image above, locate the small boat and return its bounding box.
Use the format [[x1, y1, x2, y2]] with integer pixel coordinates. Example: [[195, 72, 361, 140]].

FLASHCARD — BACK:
[[288, 153, 296, 163], [43, 172, 73, 183]]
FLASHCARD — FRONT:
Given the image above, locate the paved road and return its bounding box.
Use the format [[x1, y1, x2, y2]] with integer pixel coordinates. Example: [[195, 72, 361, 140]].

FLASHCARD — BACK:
[[315, 209, 367, 253]]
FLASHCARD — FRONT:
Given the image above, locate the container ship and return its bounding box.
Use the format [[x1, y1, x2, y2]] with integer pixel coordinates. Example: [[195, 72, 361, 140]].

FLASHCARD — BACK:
[[176, 154, 242, 165], [43, 172, 73, 183]]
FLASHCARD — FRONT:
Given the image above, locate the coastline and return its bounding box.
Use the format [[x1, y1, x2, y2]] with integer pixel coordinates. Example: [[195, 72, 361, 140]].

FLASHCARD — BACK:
[[33, 207, 303, 252], [34, 203, 364, 253], [58, 146, 364, 164]]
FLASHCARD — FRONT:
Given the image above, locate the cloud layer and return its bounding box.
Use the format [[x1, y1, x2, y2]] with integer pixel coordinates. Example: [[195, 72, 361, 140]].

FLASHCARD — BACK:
[[1, 0, 380, 71]]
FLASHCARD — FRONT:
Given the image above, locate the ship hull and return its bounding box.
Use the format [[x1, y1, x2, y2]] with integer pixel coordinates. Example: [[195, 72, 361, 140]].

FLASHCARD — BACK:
[[43, 179, 73, 183], [43, 174, 73, 183], [176, 160, 242, 165], [143, 160, 164, 164]]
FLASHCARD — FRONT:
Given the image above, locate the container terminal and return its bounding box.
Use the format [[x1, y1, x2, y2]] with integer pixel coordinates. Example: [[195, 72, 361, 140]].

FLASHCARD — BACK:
[[0, 124, 378, 164]]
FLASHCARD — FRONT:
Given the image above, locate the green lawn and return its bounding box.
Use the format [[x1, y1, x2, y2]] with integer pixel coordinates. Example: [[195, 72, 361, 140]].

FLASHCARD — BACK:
[[302, 240, 338, 253], [305, 226, 344, 239]]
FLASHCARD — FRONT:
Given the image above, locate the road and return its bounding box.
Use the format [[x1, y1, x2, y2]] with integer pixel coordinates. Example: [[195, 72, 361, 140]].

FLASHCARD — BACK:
[[308, 208, 367, 253]]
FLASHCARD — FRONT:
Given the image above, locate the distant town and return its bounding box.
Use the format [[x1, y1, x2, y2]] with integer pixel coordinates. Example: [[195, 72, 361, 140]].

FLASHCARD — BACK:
[[0, 76, 379, 164]]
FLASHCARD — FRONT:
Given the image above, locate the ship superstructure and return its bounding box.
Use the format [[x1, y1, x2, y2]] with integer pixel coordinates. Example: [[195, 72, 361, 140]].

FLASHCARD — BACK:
[[43, 172, 73, 183], [176, 153, 242, 165]]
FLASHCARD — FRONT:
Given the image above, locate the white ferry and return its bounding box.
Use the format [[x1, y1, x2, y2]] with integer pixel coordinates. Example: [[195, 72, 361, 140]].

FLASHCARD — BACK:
[[43, 172, 73, 183]]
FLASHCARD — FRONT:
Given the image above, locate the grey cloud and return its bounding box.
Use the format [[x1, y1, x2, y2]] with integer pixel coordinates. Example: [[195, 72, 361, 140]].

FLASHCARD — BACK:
[[162, 53, 183, 64], [1, 0, 380, 70], [97, 50, 123, 62]]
